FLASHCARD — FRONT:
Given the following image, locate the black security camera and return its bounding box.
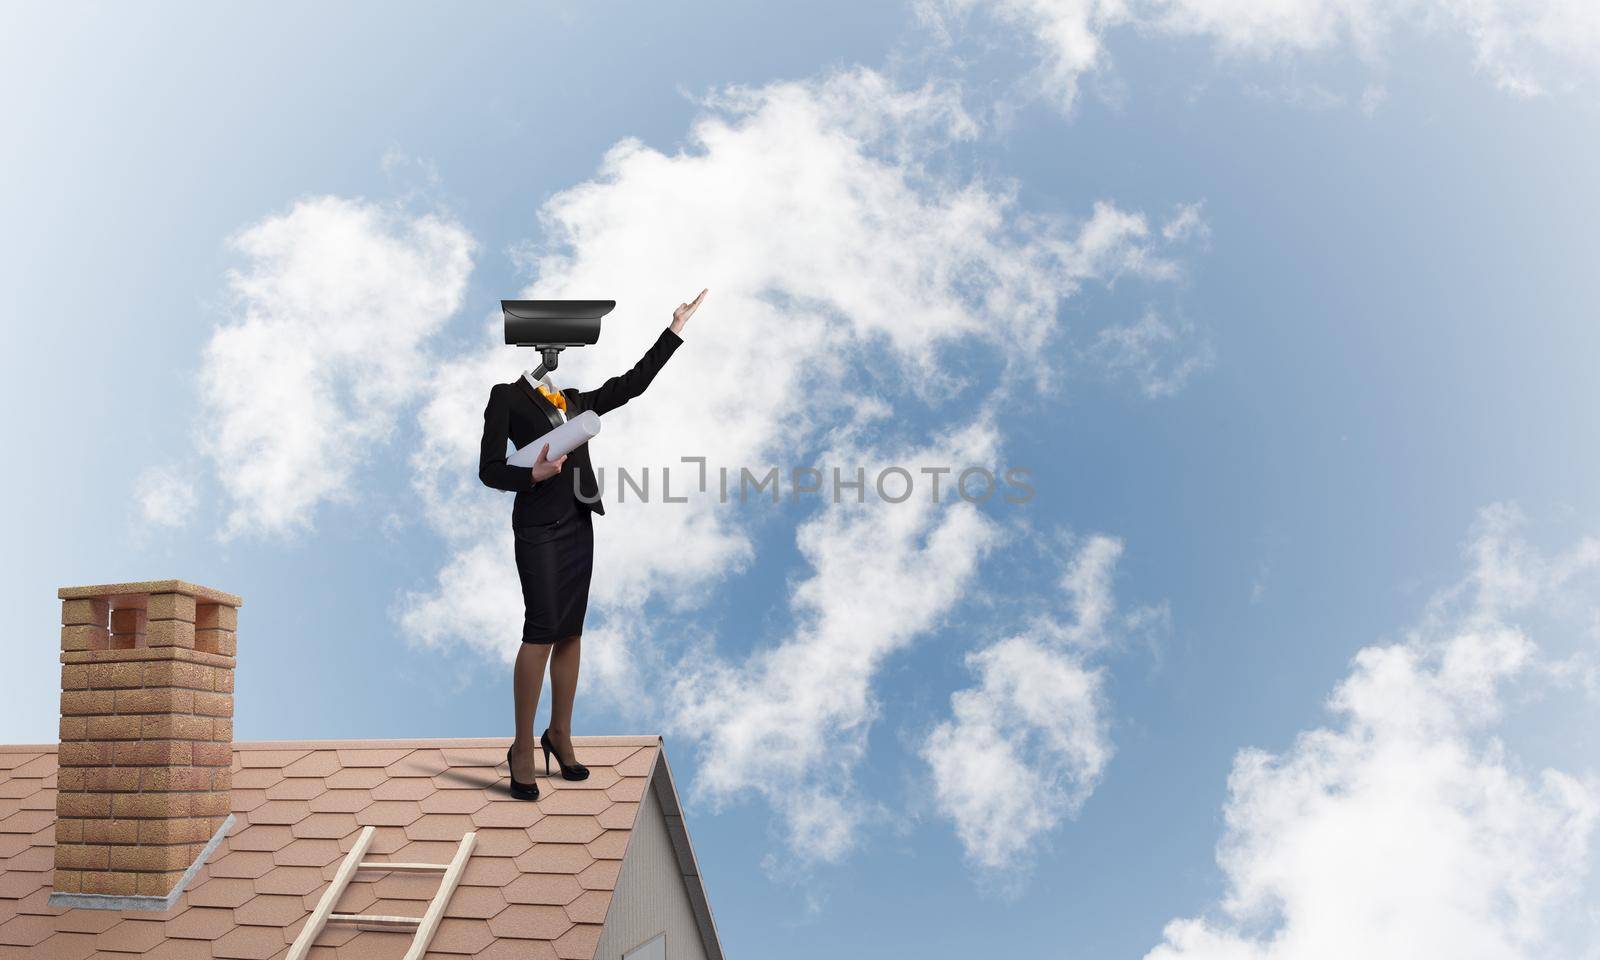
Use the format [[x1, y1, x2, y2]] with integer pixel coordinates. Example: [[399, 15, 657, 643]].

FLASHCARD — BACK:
[[502, 299, 614, 379]]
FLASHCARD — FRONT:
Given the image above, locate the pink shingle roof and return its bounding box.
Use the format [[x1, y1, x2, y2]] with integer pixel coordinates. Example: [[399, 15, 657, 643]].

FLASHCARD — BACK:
[[0, 736, 667, 960]]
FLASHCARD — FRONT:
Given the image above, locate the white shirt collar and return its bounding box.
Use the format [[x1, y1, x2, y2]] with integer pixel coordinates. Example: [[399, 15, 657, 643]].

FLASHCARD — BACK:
[[522, 371, 565, 422]]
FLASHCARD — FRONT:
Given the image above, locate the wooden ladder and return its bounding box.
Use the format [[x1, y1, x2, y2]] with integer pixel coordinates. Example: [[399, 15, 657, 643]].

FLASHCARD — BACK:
[[285, 825, 478, 960]]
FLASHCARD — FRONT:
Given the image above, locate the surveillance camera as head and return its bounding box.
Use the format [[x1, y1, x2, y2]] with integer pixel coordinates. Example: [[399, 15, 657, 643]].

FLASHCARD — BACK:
[[502, 299, 614, 380]]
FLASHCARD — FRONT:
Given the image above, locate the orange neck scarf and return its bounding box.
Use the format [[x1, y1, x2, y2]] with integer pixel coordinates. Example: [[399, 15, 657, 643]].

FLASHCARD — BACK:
[[536, 384, 567, 413]]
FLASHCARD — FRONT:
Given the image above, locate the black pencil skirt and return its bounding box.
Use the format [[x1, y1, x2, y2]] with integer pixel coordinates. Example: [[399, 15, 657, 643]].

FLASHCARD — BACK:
[[513, 498, 594, 644]]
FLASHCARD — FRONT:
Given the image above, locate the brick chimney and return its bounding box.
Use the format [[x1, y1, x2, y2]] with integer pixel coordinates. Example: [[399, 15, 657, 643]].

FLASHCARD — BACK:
[[50, 579, 241, 909]]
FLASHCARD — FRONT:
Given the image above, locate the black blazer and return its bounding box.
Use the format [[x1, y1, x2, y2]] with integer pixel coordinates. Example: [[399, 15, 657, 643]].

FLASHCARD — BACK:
[[479, 326, 683, 526]]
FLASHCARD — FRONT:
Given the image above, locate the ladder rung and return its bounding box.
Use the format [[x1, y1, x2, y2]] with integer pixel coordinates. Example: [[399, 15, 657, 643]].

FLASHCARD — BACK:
[[329, 913, 423, 928], [403, 831, 477, 960], [286, 827, 477, 960], [286, 826, 378, 960]]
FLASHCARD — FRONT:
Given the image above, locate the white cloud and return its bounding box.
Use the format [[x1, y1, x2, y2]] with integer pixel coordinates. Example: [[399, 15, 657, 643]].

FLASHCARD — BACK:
[[925, 635, 1110, 871], [918, 0, 1137, 111], [1086, 203, 1213, 398], [393, 66, 1199, 860], [198, 195, 475, 540], [134, 464, 197, 529], [1419, 0, 1600, 95], [1162, 202, 1211, 244], [1146, 504, 1600, 960], [1090, 307, 1214, 398], [1053, 199, 1189, 289], [923, 533, 1166, 873], [1156, 0, 1600, 96], [1153, 0, 1392, 59], [670, 422, 1004, 862], [1056, 533, 1127, 646], [922, 0, 1600, 110]]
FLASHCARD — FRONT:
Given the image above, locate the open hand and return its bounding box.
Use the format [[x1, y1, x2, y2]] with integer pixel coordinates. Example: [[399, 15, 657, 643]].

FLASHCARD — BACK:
[[671, 288, 708, 335], [531, 443, 566, 483]]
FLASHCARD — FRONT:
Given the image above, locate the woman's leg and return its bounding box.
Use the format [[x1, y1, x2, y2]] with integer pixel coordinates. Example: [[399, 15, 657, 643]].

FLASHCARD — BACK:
[[512, 641, 554, 782], [546, 633, 582, 762]]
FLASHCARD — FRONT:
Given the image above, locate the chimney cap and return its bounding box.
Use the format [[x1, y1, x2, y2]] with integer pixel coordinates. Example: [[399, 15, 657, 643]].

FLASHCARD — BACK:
[[57, 579, 243, 606]]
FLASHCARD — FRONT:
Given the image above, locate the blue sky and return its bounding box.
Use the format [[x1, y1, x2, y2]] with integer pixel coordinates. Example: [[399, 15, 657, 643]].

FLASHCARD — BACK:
[[5, 2, 1600, 957]]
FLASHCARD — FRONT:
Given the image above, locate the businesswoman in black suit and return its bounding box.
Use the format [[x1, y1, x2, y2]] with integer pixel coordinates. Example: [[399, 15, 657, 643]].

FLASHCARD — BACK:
[[480, 289, 706, 800]]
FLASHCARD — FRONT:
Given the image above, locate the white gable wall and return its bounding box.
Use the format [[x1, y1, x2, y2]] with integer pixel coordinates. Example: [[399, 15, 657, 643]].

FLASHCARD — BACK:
[[593, 768, 712, 960]]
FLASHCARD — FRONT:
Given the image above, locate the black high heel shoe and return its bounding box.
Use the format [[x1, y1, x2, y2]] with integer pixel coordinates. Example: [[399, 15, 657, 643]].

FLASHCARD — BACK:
[[506, 746, 540, 801], [541, 728, 589, 781]]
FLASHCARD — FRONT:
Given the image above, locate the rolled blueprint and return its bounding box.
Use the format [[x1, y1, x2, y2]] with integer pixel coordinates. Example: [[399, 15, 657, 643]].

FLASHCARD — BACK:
[[507, 410, 601, 466]]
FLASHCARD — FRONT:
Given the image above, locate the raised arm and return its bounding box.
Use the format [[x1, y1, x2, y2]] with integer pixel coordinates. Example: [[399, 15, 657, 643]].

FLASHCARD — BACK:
[[479, 383, 531, 492], [577, 289, 706, 416], [576, 327, 684, 416]]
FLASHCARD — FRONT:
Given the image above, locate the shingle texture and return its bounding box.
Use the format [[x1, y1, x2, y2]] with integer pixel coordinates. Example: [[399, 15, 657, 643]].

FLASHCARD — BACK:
[[0, 736, 660, 959]]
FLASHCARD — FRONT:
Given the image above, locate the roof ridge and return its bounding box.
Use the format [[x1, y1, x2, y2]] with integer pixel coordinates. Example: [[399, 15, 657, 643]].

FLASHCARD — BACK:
[[0, 735, 665, 753], [230, 734, 662, 749]]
